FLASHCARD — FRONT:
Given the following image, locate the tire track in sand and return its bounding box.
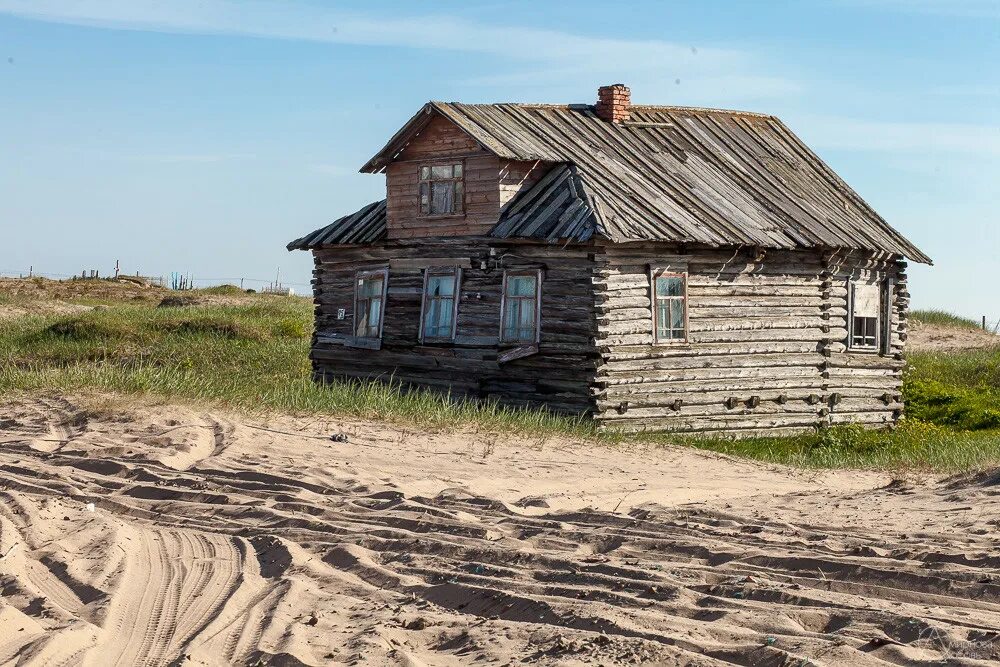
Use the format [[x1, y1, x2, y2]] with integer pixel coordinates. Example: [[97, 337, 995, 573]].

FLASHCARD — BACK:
[[81, 524, 246, 667]]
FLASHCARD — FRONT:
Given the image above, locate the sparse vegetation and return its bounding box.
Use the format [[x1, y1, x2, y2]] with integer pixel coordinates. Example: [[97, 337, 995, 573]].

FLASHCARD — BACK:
[[0, 289, 583, 436], [911, 309, 983, 329], [1, 281, 999, 472]]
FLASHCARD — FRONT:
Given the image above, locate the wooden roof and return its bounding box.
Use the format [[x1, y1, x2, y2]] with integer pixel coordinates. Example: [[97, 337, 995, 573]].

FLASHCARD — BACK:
[[491, 164, 601, 242], [287, 200, 386, 250], [357, 102, 929, 263]]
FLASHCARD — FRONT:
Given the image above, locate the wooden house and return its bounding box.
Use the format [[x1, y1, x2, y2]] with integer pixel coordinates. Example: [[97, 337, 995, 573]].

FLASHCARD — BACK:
[[288, 85, 930, 436]]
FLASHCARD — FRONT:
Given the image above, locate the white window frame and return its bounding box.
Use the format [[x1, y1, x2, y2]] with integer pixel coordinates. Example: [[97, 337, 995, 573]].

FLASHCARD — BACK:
[[847, 279, 881, 353], [499, 269, 542, 345], [354, 268, 389, 340], [650, 268, 689, 345], [418, 161, 465, 218], [419, 268, 462, 343]]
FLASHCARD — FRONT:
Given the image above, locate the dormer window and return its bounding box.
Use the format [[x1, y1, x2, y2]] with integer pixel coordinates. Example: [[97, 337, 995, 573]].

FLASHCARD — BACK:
[[419, 163, 464, 216]]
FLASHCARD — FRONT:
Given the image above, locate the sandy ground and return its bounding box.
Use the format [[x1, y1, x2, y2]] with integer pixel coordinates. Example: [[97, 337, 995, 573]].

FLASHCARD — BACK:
[[1, 397, 999, 665], [908, 321, 1000, 352]]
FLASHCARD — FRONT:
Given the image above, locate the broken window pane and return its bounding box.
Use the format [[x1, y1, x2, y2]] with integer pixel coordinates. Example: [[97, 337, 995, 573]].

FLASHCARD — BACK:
[[853, 283, 880, 318]]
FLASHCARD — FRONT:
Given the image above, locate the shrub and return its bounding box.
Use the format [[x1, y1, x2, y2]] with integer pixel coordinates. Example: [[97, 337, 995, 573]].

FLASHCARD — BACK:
[[43, 317, 138, 341], [158, 295, 198, 308], [200, 284, 244, 296], [273, 317, 309, 338]]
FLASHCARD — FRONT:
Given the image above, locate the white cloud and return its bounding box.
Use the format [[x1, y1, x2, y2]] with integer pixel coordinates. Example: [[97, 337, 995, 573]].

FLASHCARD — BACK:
[[0, 0, 720, 62], [0, 0, 794, 101]]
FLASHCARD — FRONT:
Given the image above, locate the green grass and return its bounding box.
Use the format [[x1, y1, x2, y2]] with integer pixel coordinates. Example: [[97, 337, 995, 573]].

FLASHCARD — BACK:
[[0, 296, 585, 436], [911, 309, 983, 329], [2, 298, 1000, 472], [657, 421, 1000, 471], [904, 347, 1000, 431]]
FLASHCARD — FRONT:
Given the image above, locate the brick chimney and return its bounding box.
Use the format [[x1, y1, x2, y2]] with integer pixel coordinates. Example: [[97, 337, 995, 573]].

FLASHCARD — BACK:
[[595, 84, 631, 123]]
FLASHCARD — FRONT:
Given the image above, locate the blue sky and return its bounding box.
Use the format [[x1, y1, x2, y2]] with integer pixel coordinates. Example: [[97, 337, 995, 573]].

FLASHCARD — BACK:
[[1, 1, 997, 317]]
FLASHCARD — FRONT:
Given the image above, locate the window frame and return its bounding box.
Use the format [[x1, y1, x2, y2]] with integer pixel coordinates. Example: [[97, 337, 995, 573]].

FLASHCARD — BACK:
[[353, 268, 389, 340], [419, 267, 462, 343], [650, 268, 689, 345], [418, 161, 465, 218], [847, 279, 882, 353], [499, 269, 542, 345]]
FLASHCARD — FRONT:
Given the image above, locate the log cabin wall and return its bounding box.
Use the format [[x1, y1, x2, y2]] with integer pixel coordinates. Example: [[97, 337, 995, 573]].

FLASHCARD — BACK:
[[591, 243, 906, 436], [308, 239, 600, 414], [826, 252, 908, 428], [385, 115, 502, 239]]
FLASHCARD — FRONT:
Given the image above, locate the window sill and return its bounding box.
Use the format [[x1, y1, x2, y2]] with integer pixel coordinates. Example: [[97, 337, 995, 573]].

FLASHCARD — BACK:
[[417, 213, 466, 220], [653, 339, 690, 347], [498, 344, 538, 364], [419, 337, 457, 345]]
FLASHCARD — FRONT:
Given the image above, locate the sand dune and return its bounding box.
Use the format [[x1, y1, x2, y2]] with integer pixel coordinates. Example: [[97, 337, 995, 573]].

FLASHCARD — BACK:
[[1, 396, 999, 665]]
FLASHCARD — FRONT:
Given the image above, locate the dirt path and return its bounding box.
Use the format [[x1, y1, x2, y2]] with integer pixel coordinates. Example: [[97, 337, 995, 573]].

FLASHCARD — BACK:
[[1, 396, 999, 665]]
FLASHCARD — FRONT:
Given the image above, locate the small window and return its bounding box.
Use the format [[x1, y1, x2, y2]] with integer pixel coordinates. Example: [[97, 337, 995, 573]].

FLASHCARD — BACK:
[[652, 271, 687, 343], [419, 163, 464, 216], [421, 269, 460, 341], [354, 269, 387, 338], [852, 315, 878, 348], [501, 271, 540, 343], [849, 281, 880, 350]]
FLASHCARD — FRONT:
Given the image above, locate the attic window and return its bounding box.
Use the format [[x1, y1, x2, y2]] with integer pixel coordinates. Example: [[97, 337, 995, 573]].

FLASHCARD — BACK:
[[419, 163, 464, 216]]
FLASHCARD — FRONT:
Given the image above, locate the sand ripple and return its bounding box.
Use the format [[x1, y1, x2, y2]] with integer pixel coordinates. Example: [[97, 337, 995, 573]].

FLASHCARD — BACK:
[[1, 396, 999, 665]]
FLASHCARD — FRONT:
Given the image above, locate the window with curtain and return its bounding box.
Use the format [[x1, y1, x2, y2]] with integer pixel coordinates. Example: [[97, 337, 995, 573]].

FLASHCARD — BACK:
[[652, 271, 687, 343], [354, 270, 387, 338], [501, 272, 540, 343], [421, 269, 460, 340], [419, 163, 464, 216]]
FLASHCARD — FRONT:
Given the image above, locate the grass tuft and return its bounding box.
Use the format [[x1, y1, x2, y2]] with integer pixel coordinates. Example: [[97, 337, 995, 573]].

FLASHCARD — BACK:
[[911, 309, 982, 329]]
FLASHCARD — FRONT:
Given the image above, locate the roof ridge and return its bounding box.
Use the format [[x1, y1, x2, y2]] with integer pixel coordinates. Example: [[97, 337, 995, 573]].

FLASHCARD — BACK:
[[431, 100, 774, 119], [628, 104, 775, 119], [432, 101, 578, 110]]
